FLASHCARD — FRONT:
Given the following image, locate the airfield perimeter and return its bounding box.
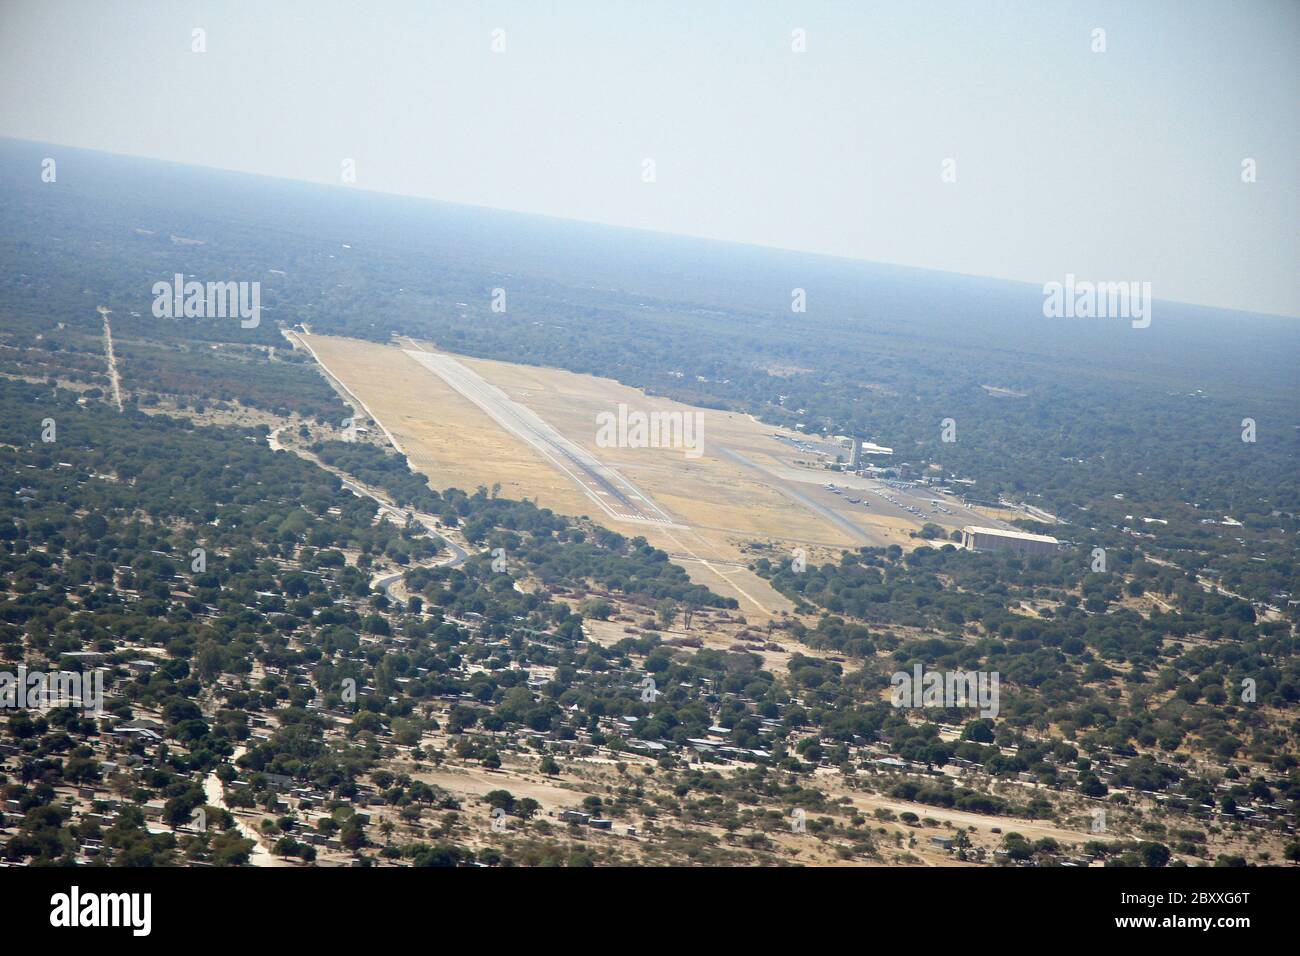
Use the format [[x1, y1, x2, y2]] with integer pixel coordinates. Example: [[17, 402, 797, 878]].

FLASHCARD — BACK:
[[289, 332, 1003, 617]]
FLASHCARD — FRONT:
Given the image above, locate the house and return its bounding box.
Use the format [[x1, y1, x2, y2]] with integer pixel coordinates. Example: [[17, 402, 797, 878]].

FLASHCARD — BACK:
[[259, 772, 294, 790], [627, 739, 667, 753]]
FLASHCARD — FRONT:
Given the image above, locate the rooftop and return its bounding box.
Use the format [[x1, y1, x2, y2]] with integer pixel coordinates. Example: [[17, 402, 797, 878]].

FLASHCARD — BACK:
[[962, 526, 1060, 545]]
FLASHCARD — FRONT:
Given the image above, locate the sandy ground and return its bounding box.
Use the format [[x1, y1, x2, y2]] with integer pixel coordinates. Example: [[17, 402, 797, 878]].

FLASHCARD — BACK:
[[391, 742, 1129, 868], [415, 765, 580, 808], [294, 334, 960, 618], [203, 746, 290, 867], [581, 616, 856, 677]]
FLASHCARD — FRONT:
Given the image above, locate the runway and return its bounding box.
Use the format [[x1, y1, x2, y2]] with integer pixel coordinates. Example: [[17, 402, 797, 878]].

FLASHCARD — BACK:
[[400, 342, 683, 528]]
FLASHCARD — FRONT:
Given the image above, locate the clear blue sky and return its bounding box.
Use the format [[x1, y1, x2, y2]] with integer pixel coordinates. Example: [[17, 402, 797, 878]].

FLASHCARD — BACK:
[[1, 0, 1295, 316]]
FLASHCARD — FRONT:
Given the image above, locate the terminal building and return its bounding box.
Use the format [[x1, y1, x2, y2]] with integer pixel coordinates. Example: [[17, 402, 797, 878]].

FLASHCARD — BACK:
[[961, 526, 1059, 556], [846, 438, 893, 472]]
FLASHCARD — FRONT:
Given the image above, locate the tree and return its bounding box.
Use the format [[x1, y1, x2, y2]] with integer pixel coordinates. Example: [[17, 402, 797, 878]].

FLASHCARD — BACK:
[[579, 598, 612, 620], [211, 831, 254, 866], [1140, 842, 1171, 868], [340, 819, 367, 853], [656, 599, 678, 630]]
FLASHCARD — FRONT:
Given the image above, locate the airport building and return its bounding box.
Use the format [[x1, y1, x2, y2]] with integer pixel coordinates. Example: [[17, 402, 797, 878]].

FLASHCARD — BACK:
[[846, 437, 893, 473], [961, 526, 1059, 556]]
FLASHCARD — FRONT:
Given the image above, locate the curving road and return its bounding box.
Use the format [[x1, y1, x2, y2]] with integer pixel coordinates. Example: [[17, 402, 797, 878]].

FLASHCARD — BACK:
[[202, 745, 289, 867], [266, 428, 469, 597]]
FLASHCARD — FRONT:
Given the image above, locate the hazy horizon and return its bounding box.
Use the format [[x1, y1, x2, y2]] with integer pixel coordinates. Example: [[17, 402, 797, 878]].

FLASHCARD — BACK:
[[1, 0, 1297, 317], [6, 132, 1297, 327]]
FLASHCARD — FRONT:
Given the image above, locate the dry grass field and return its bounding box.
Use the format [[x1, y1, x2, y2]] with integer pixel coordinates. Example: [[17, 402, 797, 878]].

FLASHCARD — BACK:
[[294, 333, 949, 617]]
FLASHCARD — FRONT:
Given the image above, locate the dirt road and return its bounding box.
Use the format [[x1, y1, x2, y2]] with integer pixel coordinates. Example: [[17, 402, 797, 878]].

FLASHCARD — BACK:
[[98, 306, 123, 412]]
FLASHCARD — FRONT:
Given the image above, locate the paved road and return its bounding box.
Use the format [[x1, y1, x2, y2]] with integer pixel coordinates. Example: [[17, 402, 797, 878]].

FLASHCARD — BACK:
[[265, 428, 469, 596], [721, 446, 1012, 542], [340, 481, 469, 596], [366, 502, 468, 598], [717, 445, 875, 546]]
